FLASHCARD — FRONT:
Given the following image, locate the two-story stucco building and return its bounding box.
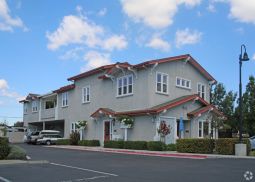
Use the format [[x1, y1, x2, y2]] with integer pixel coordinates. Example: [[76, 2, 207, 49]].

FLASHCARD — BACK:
[[20, 54, 223, 145]]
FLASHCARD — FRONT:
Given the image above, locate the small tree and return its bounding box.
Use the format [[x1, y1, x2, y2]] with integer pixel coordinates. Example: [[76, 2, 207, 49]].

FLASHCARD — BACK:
[[69, 131, 80, 145], [76, 120, 87, 140], [157, 121, 171, 143], [14, 121, 24, 127]]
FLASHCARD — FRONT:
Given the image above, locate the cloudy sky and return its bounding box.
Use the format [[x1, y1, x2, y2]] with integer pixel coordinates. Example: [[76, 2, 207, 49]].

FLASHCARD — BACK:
[[0, 0, 255, 125]]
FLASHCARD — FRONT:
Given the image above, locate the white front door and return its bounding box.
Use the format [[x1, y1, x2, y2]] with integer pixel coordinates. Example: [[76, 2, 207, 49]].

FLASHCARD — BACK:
[[159, 116, 177, 144]]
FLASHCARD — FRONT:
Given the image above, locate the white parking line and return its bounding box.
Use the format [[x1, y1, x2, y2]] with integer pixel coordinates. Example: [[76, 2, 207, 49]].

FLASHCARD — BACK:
[[61, 175, 108, 182], [0, 176, 11, 182], [50, 162, 118, 177]]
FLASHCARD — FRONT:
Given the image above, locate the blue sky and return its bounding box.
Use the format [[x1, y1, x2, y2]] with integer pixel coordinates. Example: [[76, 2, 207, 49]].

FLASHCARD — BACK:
[[0, 0, 255, 125]]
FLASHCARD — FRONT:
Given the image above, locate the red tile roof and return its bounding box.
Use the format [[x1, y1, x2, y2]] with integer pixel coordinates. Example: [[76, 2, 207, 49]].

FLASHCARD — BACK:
[[91, 94, 215, 117], [188, 105, 224, 118], [53, 84, 75, 93], [68, 54, 216, 82]]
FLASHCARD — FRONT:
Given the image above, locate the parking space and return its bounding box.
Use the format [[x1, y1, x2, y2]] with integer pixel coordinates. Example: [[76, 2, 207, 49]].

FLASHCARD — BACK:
[[0, 162, 117, 182]]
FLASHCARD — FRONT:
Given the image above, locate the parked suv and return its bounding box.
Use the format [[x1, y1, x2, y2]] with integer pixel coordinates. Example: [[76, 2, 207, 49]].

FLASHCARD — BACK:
[[37, 134, 63, 145], [26, 131, 40, 144]]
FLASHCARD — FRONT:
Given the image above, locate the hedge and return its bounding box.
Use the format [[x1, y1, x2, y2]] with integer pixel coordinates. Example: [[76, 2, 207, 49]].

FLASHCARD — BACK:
[[78, 140, 100, 146], [147, 141, 165, 151], [123, 141, 148, 150], [0, 137, 10, 160], [215, 138, 251, 155], [176, 139, 214, 154], [165, 144, 176, 151], [104, 141, 124, 149], [177, 138, 251, 155], [56, 139, 70, 145], [7, 145, 26, 160]]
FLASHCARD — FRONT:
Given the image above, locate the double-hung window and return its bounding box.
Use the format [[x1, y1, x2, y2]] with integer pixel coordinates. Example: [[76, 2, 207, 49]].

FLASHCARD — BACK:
[[198, 121, 213, 138], [71, 122, 79, 133], [156, 72, 168, 94], [197, 83, 206, 99], [82, 86, 90, 103], [32, 101, 38, 112], [176, 77, 191, 89], [117, 75, 133, 96], [61, 92, 68, 107]]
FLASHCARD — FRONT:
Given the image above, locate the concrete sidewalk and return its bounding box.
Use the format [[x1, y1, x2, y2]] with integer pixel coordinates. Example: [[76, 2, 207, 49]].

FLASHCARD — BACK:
[[46, 145, 255, 160]]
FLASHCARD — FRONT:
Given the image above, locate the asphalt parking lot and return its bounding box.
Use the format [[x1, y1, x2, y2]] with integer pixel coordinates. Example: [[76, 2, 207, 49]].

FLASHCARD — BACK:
[[0, 144, 255, 182]]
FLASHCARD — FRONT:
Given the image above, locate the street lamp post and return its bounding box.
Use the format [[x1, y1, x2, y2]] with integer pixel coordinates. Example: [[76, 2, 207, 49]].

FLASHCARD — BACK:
[[239, 44, 249, 143]]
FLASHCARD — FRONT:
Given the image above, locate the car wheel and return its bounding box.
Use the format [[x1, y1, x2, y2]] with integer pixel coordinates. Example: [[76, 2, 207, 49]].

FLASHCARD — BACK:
[[46, 140, 51, 145]]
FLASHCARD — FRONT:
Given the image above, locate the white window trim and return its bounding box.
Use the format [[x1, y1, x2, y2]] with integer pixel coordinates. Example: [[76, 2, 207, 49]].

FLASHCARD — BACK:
[[198, 120, 214, 138], [197, 82, 206, 99], [61, 92, 68, 107], [32, 101, 38, 113], [156, 72, 169, 95], [116, 74, 134, 97], [82, 85, 91, 103], [176, 77, 191, 90], [70, 122, 79, 133]]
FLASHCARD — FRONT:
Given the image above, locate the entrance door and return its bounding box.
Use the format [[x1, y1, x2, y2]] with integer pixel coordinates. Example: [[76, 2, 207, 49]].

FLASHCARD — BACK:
[[104, 121, 110, 141]]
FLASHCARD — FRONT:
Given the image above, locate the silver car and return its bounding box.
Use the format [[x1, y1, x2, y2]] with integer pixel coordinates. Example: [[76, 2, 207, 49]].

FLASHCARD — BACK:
[[249, 136, 255, 150]]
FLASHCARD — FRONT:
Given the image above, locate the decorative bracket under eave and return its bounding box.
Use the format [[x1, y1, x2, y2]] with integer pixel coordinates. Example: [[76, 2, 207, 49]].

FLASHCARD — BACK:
[[150, 62, 158, 74], [116, 65, 125, 76], [128, 67, 138, 79]]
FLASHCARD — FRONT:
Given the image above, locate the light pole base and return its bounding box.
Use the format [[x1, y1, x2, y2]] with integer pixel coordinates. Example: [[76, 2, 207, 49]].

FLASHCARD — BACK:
[[235, 143, 247, 156]]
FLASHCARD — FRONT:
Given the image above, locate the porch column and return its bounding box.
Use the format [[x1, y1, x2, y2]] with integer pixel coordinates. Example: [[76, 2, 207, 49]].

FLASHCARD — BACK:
[[124, 128, 127, 141]]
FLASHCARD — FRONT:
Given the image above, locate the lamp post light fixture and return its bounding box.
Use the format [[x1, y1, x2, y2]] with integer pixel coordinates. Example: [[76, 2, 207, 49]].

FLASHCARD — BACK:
[[239, 44, 249, 143]]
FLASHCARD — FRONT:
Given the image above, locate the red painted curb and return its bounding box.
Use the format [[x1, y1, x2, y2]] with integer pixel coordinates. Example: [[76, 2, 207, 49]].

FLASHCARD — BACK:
[[50, 146, 207, 159]]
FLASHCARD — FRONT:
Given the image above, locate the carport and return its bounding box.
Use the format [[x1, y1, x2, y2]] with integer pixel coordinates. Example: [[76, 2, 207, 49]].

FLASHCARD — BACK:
[[28, 120, 65, 137]]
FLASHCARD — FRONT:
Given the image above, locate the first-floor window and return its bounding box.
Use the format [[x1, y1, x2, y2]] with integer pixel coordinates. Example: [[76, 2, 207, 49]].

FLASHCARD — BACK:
[[82, 86, 90, 103], [198, 121, 213, 138], [32, 101, 38, 112], [71, 122, 79, 133], [62, 92, 68, 107]]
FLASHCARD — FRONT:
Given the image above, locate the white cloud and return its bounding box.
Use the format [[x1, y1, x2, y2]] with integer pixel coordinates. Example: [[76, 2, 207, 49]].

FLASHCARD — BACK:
[[98, 8, 107, 16], [120, 0, 201, 29], [146, 37, 170, 52], [46, 15, 104, 50], [175, 28, 202, 48], [0, 79, 8, 89], [47, 9, 128, 52], [229, 0, 255, 24], [207, 4, 216, 12], [253, 54, 255, 61], [0, 79, 24, 101], [0, 0, 26, 32], [59, 47, 84, 60], [102, 35, 128, 51], [81, 51, 112, 72]]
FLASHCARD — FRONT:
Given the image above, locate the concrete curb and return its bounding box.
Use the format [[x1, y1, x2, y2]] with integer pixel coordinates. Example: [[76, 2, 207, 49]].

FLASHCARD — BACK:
[[0, 160, 49, 165], [46, 145, 255, 160]]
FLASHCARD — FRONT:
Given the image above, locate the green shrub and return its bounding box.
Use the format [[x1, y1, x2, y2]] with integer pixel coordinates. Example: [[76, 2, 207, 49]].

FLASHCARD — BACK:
[[215, 138, 251, 155], [0, 137, 8, 144], [78, 140, 100, 146], [123, 141, 148, 150], [250, 151, 255, 156], [0, 137, 10, 160], [6, 145, 26, 160], [176, 139, 214, 154], [104, 141, 124, 149], [56, 139, 70, 145], [147, 141, 165, 151], [165, 144, 176, 151], [69, 131, 80, 145]]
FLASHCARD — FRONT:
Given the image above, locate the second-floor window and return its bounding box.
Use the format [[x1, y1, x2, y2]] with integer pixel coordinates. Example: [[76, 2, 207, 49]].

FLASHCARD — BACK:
[[24, 103, 28, 114], [197, 83, 206, 99], [82, 86, 90, 103], [61, 92, 68, 107], [117, 75, 133, 96], [176, 77, 191, 89], [32, 101, 38, 112], [156, 72, 168, 94], [45, 100, 55, 109]]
